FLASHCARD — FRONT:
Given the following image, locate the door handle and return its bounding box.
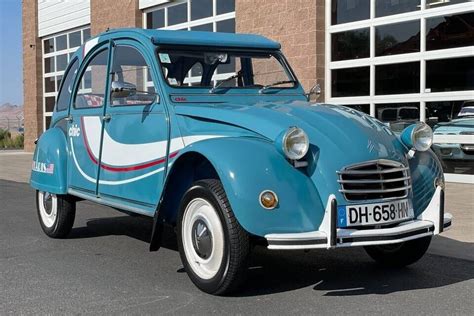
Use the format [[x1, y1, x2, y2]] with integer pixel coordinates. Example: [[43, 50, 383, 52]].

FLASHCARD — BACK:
[[65, 115, 73, 122], [102, 114, 112, 122]]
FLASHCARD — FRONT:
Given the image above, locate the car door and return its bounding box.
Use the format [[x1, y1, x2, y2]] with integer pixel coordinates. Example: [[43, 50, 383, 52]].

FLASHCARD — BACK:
[[67, 43, 111, 196], [97, 41, 169, 214]]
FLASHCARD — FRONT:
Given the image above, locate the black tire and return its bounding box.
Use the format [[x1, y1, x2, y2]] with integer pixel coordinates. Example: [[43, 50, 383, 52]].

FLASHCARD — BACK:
[[364, 236, 432, 267], [36, 190, 76, 238], [177, 179, 250, 295]]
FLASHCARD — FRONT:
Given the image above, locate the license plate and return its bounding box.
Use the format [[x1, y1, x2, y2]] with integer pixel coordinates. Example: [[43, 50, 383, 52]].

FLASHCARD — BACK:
[[337, 199, 413, 227]]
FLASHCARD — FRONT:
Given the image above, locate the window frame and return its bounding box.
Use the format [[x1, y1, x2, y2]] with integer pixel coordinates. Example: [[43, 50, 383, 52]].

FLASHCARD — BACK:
[[71, 44, 110, 110], [155, 46, 299, 92], [108, 43, 159, 107], [55, 57, 79, 112]]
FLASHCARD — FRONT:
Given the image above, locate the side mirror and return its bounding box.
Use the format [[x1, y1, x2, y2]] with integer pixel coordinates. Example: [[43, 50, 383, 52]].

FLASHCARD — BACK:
[[111, 81, 137, 98], [306, 83, 321, 101]]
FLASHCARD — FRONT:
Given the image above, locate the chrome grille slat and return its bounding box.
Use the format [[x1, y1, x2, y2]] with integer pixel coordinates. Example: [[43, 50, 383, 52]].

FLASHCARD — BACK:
[[338, 160, 411, 201], [339, 185, 411, 194], [337, 176, 410, 184], [337, 167, 409, 175]]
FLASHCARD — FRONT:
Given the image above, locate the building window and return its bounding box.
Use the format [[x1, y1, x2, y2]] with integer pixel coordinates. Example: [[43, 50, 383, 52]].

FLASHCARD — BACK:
[[426, 57, 474, 92], [332, 28, 370, 61], [327, 0, 473, 182], [375, 62, 420, 95], [331, 0, 370, 25], [332, 67, 370, 97], [145, 0, 235, 32], [375, 21, 420, 56], [42, 27, 90, 130], [426, 12, 474, 51], [375, 0, 420, 18], [426, 0, 471, 9]]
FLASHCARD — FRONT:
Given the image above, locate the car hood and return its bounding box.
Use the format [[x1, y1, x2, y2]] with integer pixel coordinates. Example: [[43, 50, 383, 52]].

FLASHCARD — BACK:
[[174, 100, 408, 165], [434, 117, 474, 134]]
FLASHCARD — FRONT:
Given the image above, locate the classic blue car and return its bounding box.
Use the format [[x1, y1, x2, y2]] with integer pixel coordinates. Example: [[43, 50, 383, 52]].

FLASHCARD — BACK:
[[31, 28, 452, 295]]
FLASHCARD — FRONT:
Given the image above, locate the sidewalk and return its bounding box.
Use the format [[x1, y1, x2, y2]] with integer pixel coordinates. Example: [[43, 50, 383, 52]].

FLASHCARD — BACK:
[[1, 150, 472, 260]]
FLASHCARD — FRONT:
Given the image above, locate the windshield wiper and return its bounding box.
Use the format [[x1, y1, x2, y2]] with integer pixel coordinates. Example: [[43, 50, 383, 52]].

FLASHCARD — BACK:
[[209, 71, 242, 94], [259, 80, 297, 94]]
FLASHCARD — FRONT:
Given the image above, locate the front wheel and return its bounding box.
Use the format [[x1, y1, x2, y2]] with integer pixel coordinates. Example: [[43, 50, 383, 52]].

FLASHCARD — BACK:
[[177, 179, 250, 295], [364, 236, 432, 267], [36, 190, 76, 238]]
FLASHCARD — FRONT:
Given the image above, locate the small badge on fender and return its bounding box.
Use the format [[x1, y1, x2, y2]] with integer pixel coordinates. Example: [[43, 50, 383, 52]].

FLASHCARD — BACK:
[[32, 161, 55, 174]]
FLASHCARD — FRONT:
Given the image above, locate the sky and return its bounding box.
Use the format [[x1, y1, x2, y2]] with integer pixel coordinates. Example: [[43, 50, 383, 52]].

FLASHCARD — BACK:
[[0, 0, 23, 106]]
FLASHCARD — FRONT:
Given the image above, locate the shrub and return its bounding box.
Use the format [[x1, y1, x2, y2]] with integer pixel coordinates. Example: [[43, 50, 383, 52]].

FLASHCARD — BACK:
[[0, 129, 24, 149]]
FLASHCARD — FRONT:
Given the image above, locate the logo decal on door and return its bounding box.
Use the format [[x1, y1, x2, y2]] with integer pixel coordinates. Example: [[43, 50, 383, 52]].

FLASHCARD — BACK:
[[68, 124, 81, 137]]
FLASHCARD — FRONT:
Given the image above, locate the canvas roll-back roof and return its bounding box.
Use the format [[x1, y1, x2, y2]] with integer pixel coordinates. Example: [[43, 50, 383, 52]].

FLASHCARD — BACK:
[[105, 28, 281, 50]]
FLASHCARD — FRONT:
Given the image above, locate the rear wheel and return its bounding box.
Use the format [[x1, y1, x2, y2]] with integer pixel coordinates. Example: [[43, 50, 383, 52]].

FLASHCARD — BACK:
[[364, 236, 432, 267], [36, 190, 76, 238], [177, 179, 250, 295]]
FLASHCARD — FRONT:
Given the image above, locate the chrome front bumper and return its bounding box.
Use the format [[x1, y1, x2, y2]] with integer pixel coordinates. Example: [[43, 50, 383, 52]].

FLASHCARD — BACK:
[[266, 186, 452, 250]]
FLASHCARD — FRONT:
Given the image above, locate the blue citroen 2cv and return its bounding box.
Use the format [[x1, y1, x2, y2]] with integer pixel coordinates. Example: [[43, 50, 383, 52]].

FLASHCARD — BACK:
[[31, 28, 452, 294]]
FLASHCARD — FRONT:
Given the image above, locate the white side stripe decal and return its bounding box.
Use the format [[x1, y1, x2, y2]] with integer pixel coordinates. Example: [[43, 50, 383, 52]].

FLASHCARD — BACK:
[[71, 124, 225, 185]]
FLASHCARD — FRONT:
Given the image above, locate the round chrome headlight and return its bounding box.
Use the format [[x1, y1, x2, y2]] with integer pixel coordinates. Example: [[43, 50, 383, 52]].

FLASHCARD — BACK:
[[401, 122, 433, 152], [412, 123, 433, 151], [281, 127, 309, 160]]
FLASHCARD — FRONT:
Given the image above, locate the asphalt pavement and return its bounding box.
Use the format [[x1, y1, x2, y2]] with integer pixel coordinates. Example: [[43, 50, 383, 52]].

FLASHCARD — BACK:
[[1, 179, 473, 315]]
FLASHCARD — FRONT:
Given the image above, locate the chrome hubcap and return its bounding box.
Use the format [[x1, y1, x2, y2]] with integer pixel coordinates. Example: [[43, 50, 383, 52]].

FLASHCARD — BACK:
[[43, 192, 53, 215], [38, 191, 57, 228]]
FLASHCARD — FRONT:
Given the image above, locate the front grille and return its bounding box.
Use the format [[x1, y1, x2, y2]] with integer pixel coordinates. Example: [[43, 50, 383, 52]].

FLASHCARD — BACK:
[[338, 160, 411, 201]]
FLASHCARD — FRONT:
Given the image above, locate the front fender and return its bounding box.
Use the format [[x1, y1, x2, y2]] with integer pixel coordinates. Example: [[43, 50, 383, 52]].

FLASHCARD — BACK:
[[178, 137, 325, 237], [30, 127, 68, 194], [409, 149, 444, 217]]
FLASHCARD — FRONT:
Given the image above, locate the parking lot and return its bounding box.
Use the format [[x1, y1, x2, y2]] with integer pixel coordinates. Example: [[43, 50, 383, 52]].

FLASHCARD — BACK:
[[1, 151, 473, 314]]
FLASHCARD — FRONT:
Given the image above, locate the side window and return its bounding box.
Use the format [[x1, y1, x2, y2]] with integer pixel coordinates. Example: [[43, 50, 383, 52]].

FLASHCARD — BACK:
[[110, 45, 156, 106], [56, 59, 79, 111], [74, 49, 109, 108]]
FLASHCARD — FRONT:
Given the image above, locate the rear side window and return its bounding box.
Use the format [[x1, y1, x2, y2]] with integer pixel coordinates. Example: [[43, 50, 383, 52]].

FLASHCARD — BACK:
[[56, 59, 79, 111]]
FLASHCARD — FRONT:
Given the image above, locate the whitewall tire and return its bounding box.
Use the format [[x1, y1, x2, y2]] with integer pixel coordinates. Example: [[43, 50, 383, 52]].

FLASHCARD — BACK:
[[36, 190, 76, 238], [177, 179, 250, 295]]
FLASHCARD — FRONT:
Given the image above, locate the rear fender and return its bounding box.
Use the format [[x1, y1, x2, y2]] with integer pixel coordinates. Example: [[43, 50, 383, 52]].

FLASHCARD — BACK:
[[30, 127, 68, 194]]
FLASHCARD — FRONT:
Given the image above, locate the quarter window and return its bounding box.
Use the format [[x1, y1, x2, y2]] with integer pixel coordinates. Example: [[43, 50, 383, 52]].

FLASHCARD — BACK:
[[42, 27, 90, 129], [56, 59, 79, 111]]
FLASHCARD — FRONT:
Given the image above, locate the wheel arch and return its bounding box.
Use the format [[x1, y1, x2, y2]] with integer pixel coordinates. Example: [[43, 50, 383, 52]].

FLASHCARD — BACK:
[[159, 151, 220, 225]]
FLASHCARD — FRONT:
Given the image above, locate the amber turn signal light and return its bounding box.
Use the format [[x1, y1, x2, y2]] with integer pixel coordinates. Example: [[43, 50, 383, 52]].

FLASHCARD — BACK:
[[259, 190, 278, 209]]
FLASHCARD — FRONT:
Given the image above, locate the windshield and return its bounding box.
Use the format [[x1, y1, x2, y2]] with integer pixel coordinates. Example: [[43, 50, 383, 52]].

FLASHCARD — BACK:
[[157, 48, 296, 91], [458, 106, 474, 117]]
